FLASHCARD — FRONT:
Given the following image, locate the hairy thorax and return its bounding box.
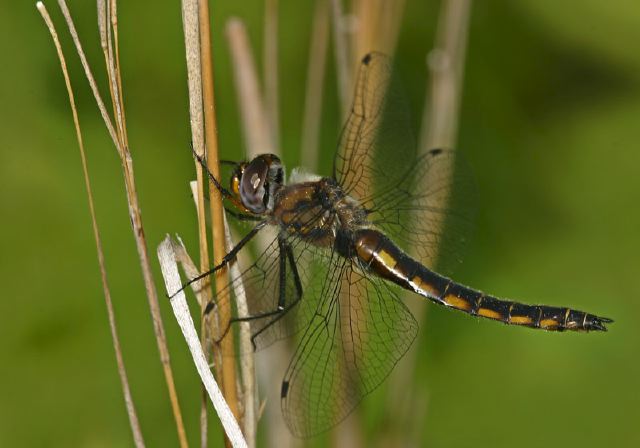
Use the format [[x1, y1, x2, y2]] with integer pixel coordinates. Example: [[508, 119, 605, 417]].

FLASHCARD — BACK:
[[272, 178, 368, 249]]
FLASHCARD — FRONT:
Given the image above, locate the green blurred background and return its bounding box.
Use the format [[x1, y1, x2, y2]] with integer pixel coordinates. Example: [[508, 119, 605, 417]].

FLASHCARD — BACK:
[[2, 0, 639, 446]]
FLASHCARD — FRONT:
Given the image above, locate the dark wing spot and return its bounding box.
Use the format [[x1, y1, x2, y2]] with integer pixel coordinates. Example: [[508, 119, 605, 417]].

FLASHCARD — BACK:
[[362, 53, 372, 65], [281, 380, 290, 398]]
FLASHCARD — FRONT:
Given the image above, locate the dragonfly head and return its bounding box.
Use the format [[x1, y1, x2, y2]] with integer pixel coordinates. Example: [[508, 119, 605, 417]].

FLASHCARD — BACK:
[[231, 154, 284, 214]]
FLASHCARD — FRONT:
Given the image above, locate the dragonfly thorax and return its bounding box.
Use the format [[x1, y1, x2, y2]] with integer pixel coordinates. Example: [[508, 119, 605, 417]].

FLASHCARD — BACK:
[[272, 177, 367, 249]]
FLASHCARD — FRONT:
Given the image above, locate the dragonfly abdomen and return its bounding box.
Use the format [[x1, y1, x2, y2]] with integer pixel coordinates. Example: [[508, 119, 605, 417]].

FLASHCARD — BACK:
[[354, 229, 611, 332]]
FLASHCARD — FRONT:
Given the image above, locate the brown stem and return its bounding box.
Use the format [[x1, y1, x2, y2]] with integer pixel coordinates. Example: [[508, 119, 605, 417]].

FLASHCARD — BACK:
[[36, 4, 145, 447], [198, 0, 242, 445], [55, 1, 189, 446]]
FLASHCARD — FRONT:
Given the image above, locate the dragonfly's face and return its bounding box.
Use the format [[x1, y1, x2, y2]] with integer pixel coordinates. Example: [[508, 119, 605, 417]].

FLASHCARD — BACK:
[[231, 154, 284, 215]]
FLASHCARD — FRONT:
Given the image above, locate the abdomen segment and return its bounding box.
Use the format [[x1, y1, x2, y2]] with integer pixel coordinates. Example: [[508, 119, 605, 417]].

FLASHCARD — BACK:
[[353, 229, 612, 332]]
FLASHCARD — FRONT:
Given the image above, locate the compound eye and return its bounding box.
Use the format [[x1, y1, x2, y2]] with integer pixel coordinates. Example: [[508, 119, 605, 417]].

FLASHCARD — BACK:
[[230, 162, 248, 198], [239, 157, 269, 213]]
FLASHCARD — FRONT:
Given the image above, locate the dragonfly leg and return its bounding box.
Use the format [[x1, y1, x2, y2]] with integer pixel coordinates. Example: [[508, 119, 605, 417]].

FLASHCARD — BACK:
[[225, 207, 262, 222], [170, 220, 266, 299], [191, 142, 235, 199], [226, 238, 304, 350]]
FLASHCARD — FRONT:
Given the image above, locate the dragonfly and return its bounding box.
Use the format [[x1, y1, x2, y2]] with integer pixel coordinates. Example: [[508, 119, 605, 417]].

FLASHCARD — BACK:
[[182, 52, 612, 438]]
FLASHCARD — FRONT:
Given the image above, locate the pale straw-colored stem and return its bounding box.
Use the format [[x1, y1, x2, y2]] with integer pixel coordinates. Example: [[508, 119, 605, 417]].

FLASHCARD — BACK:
[[330, 0, 352, 119], [158, 237, 248, 448], [180, 1, 222, 445], [226, 18, 274, 155], [53, 1, 189, 445], [109, 0, 130, 149], [300, 0, 330, 171], [264, 0, 280, 151], [421, 0, 472, 151], [384, 1, 472, 446], [226, 18, 296, 446], [222, 216, 257, 448], [36, 4, 144, 446], [182, 1, 243, 445]]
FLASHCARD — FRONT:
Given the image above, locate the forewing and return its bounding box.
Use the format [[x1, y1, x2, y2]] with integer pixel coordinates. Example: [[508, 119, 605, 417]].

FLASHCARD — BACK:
[[333, 52, 475, 274], [333, 52, 416, 203], [281, 263, 418, 437]]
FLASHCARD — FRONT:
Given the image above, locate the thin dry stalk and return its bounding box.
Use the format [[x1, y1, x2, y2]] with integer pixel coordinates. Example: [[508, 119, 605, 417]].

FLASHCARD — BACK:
[[226, 18, 274, 155], [198, 0, 244, 442], [191, 179, 256, 446], [352, 0, 405, 58], [352, 0, 378, 64], [378, 0, 406, 55], [36, 4, 145, 447], [181, 1, 239, 446], [330, 0, 352, 119], [354, 0, 405, 57], [109, 1, 130, 149], [333, 4, 406, 442], [194, 156, 215, 448], [52, 1, 189, 445], [98, 0, 127, 148], [225, 19, 296, 447], [384, 1, 472, 445], [101, 2, 127, 152], [264, 0, 280, 151], [421, 0, 471, 150], [158, 237, 248, 448], [180, 1, 219, 446], [172, 233, 208, 309], [222, 216, 257, 448], [300, 0, 330, 171], [171, 223, 254, 444]]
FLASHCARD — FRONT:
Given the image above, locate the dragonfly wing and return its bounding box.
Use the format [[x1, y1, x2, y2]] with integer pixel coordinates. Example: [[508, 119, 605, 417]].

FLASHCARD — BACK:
[[333, 52, 416, 204], [333, 52, 475, 274], [367, 148, 476, 272], [210, 217, 344, 354], [281, 261, 418, 437]]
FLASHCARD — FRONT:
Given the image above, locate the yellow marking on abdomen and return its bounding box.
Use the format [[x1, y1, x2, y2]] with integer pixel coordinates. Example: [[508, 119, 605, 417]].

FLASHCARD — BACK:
[[411, 276, 440, 298], [509, 315, 533, 325], [477, 308, 502, 320], [539, 318, 560, 329], [376, 249, 398, 270], [444, 294, 472, 311]]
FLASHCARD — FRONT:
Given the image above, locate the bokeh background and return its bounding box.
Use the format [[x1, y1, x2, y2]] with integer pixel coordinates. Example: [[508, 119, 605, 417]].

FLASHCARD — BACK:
[[2, 0, 639, 446]]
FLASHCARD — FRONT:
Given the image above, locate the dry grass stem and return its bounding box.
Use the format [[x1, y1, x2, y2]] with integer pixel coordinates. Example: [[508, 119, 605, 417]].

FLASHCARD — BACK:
[[421, 0, 472, 151], [36, 3, 145, 446], [352, 0, 405, 61], [222, 215, 257, 448], [264, 0, 280, 151], [352, 0, 377, 65], [109, 1, 130, 149], [51, 1, 189, 445], [334, 5, 406, 441], [197, 0, 244, 443], [225, 18, 297, 446], [378, 0, 406, 55], [330, 0, 352, 119], [300, 0, 330, 171], [158, 237, 248, 448], [180, 1, 217, 445], [384, 1, 472, 445], [226, 18, 275, 155]]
